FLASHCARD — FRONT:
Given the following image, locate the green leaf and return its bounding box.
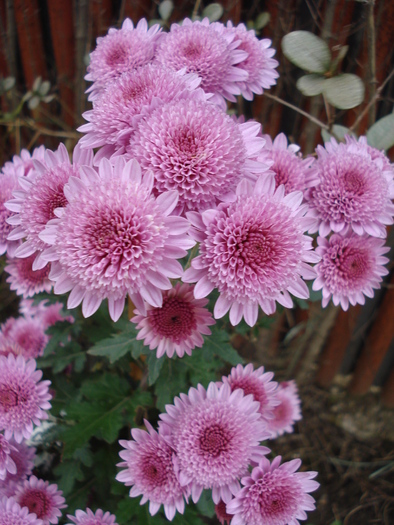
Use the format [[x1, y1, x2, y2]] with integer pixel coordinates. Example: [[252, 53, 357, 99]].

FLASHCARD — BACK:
[[321, 124, 354, 144], [54, 460, 84, 496], [158, 0, 174, 20], [323, 74, 364, 109], [88, 325, 141, 363], [367, 113, 394, 151], [80, 373, 130, 402], [296, 74, 326, 96], [255, 12, 270, 30], [203, 325, 243, 366], [195, 490, 215, 517], [282, 31, 331, 74], [154, 360, 189, 411], [146, 352, 165, 386], [202, 3, 224, 22], [3, 77, 15, 91]]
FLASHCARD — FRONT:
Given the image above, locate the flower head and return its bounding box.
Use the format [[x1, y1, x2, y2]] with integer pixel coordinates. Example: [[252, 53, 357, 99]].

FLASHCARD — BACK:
[[39, 157, 194, 321], [66, 508, 118, 525], [226, 456, 319, 525], [0, 316, 48, 359], [267, 381, 302, 438], [131, 283, 215, 358], [313, 232, 390, 310], [1, 147, 46, 179], [117, 420, 189, 521], [5, 254, 52, 297], [0, 434, 17, 480], [0, 354, 52, 442], [0, 439, 36, 497], [0, 172, 20, 257], [183, 174, 319, 326], [0, 496, 43, 525], [159, 382, 270, 505], [15, 476, 66, 525]]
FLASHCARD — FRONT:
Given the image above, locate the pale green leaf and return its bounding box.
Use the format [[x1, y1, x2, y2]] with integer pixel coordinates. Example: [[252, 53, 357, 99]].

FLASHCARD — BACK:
[[323, 74, 364, 109], [32, 76, 42, 91], [366, 112, 394, 151], [296, 74, 326, 96], [88, 326, 140, 363], [28, 96, 40, 110], [321, 124, 355, 143], [39, 80, 50, 96], [158, 0, 174, 20], [202, 3, 224, 22], [3, 77, 15, 91], [255, 12, 270, 30], [282, 31, 331, 74]]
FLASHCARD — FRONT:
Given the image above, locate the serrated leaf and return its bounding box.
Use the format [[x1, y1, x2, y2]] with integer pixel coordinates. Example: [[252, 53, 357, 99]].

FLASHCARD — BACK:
[[80, 373, 130, 402], [202, 3, 224, 22], [88, 326, 141, 363], [323, 74, 364, 109], [203, 326, 243, 366], [146, 352, 165, 386], [158, 0, 173, 20], [367, 113, 394, 151], [321, 124, 354, 143], [195, 490, 215, 517], [255, 12, 270, 30], [154, 360, 189, 411], [54, 460, 84, 495], [296, 74, 326, 96], [282, 31, 331, 74]]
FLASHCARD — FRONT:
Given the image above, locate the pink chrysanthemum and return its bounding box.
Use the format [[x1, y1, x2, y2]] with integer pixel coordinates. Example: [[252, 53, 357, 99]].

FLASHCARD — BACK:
[[131, 283, 215, 358], [306, 138, 394, 238], [226, 456, 319, 525], [0, 354, 52, 443], [0, 439, 36, 497], [1, 147, 46, 180], [313, 232, 390, 310], [154, 18, 248, 107], [15, 476, 66, 525], [183, 174, 319, 326], [66, 508, 118, 525], [130, 98, 266, 213], [117, 420, 189, 521], [86, 18, 162, 99], [5, 254, 52, 297], [6, 143, 94, 270], [0, 172, 20, 257], [0, 316, 48, 359], [258, 134, 320, 194], [267, 381, 302, 438], [159, 382, 270, 505], [0, 496, 43, 525], [79, 64, 203, 149], [18, 300, 73, 329], [39, 157, 194, 321], [225, 22, 279, 100], [0, 434, 17, 480], [221, 364, 279, 422]]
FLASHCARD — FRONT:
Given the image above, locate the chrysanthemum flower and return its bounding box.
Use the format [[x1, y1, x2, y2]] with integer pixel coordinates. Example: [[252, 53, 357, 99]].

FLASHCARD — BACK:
[[39, 157, 194, 321], [15, 476, 66, 525], [0, 496, 43, 525], [221, 364, 279, 422], [258, 134, 320, 194], [130, 98, 266, 213], [0, 434, 17, 480], [18, 300, 73, 329], [306, 138, 394, 238], [154, 18, 248, 107], [1, 147, 46, 180], [225, 22, 279, 100], [159, 382, 270, 504], [0, 439, 35, 497], [6, 143, 94, 270], [183, 174, 319, 326], [86, 18, 162, 99], [226, 456, 319, 525], [0, 354, 52, 442], [5, 254, 52, 297], [0, 172, 20, 257], [313, 232, 390, 310], [66, 508, 118, 525], [267, 381, 302, 438], [0, 316, 48, 359], [131, 283, 215, 358], [79, 64, 203, 149], [117, 420, 189, 521]]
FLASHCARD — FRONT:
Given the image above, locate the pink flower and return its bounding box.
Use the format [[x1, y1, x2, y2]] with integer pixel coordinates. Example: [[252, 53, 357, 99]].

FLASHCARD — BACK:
[[154, 18, 248, 107], [86, 18, 162, 99], [0, 496, 43, 525], [159, 382, 270, 505], [18, 300, 74, 329], [0, 316, 48, 359], [130, 98, 266, 213], [39, 157, 194, 321], [183, 174, 319, 326], [306, 138, 394, 238], [0, 439, 36, 497], [5, 254, 52, 297], [267, 381, 302, 438], [226, 456, 319, 525], [221, 364, 279, 422], [313, 232, 390, 310], [215, 499, 234, 525], [15, 476, 66, 525], [1, 147, 46, 179], [225, 22, 279, 100], [0, 434, 17, 480], [6, 143, 94, 270], [0, 354, 52, 442], [66, 508, 118, 525], [131, 283, 215, 358], [117, 420, 189, 521], [0, 172, 20, 257]]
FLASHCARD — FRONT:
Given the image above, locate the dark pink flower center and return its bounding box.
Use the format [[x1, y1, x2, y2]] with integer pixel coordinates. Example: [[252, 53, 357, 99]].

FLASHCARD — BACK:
[[17, 256, 51, 283], [343, 169, 365, 194], [199, 424, 229, 457], [247, 472, 299, 519], [20, 489, 51, 518], [107, 45, 128, 67], [215, 499, 233, 524], [183, 43, 202, 59], [0, 386, 21, 410], [240, 231, 274, 265], [149, 297, 196, 341], [230, 377, 267, 407]]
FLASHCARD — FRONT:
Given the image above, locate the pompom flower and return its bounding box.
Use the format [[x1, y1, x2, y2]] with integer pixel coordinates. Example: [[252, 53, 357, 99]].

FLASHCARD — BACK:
[[131, 283, 215, 358], [159, 382, 270, 505], [154, 18, 248, 107], [226, 456, 319, 525], [39, 157, 194, 321], [0, 172, 20, 257], [221, 364, 279, 422], [0, 496, 43, 525], [130, 98, 266, 213], [0, 434, 17, 480], [313, 232, 390, 310], [225, 22, 279, 100], [0, 354, 52, 442], [0, 316, 49, 359], [6, 143, 93, 270], [5, 254, 52, 297], [15, 476, 66, 525], [0, 439, 36, 497], [306, 138, 394, 238], [117, 420, 189, 521], [1, 147, 46, 179], [66, 508, 118, 525], [267, 381, 302, 438], [183, 174, 319, 326]]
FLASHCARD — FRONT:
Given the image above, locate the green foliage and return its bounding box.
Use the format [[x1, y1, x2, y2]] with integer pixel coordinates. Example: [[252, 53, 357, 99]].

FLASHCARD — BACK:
[[282, 31, 331, 74], [321, 124, 355, 144], [323, 74, 365, 109], [202, 3, 224, 22], [366, 112, 394, 151]]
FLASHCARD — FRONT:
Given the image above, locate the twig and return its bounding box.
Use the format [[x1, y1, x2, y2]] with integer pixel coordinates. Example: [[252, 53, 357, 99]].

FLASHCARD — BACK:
[[0, 119, 79, 139], [366, 0, 377, 126], [192, 0, 202, 19], [263, 92, 329, 130]]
